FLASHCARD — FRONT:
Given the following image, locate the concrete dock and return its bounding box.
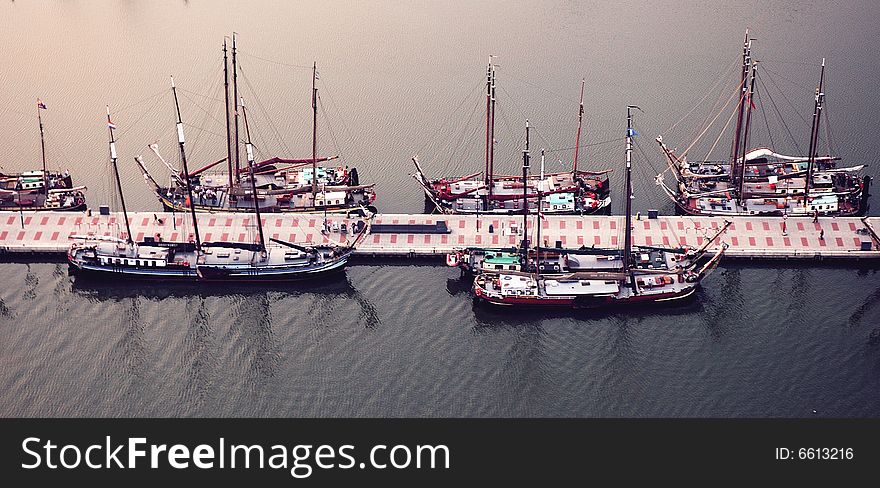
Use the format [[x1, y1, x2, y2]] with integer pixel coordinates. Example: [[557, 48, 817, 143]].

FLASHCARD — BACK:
[[0, 211, 878, 260]]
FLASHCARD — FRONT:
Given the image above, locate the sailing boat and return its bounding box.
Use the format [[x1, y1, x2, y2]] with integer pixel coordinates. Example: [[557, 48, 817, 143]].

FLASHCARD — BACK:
[[0, 99, 87, 212], [67, 102, 199, 280], [136, 36, 376, 216], [469, 107, 728, 309], [655, 31, 870, 217], [194, 97, 371, 282], [411, 58, 611, 215]]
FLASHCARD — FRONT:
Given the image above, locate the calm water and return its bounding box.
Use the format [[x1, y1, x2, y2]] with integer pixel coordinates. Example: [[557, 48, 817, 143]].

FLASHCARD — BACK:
[[1, 1, 880, 417]]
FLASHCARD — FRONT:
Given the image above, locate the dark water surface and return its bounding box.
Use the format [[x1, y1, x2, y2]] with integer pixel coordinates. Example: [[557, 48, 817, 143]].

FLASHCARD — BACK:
[[1, 1, 880, 417]]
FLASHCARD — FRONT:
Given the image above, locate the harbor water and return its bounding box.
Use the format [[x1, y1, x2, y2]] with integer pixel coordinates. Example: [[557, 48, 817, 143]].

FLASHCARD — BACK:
[[1, 1, 879, 417]]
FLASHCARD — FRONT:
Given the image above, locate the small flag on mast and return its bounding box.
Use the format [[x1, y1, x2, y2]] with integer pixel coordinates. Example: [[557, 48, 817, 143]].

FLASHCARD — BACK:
[[37, 100, 47, 110], [108, 120, 117, 130]]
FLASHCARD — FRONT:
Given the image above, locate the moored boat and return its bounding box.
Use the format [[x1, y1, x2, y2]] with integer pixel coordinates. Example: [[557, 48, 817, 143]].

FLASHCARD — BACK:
[[654, 31, 870, 217], [1, 99, 87, 212], [469, 107, 729, 309], [411, 58, 611, 215], [136, 36, 376, 216]]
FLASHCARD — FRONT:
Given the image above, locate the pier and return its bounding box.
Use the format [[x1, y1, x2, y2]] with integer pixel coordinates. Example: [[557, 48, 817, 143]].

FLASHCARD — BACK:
[[0, 211, 878, 260]]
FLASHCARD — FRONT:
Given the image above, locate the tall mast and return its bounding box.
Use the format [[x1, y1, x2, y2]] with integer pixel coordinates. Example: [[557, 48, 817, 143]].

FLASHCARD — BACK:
[[521, 120, 530, 263], [223, 39, 234, 190], [232, 33, 241, 183], [241, 97, 265, 251], [804, 58, 826, 207], [107, 106, 132, 245], [488, 61, 496, 200], [739, 59, 758, 199], [484, 58, 492, 191], [624, 106, 638, 288], [730, 30, 752, 201], [573, 78, 585, 173], [37, 100, 48, 192], [311, 62, 318, 199], [536, 148, 545, 279], [171, 76, 202, 250]]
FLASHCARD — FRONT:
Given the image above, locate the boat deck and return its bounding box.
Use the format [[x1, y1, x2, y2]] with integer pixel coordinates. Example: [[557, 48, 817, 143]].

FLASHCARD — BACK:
[[0, 211, 878, 260]]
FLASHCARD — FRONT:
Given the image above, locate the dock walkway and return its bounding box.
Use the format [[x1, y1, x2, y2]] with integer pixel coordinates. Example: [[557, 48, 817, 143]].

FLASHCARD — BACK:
[[0, 211, 878, 260]]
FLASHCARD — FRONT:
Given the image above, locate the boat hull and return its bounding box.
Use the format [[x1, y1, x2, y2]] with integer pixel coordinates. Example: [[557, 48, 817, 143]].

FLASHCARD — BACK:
[[195, 254, 350, 282], [159, 195, 374, 217], [473, 285, 697, 310]]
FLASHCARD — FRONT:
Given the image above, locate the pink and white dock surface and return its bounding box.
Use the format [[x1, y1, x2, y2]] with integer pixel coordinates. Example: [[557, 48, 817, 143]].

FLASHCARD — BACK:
[[0, 212, 878, 260]]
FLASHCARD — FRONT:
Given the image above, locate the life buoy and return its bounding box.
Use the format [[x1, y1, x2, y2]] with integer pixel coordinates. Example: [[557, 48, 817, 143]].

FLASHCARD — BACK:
[[446, 253, 459, 267]]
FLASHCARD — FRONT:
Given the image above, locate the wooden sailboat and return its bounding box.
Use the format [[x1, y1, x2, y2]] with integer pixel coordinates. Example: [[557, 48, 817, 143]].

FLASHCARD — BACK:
[[70, 82, 370, 282], [655, 31, 870, 217], [411, 58, 611, 215], [0, 99, 87, 211], [194, 97, 371, 282], [136, 36, 376, 216], [67, 100, 200, 280], [469, 107, 728, 309]]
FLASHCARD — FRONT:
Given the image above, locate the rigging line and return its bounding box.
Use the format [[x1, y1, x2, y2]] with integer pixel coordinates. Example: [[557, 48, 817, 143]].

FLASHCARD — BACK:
[[501, 70, 574, 103], [760, 59, 823, 67], [114, 88, 169, 115], [315, 76, 364, 164], [237, 64, 294, 156], [414, 78, 485, 158], [177, 91, 226, 140], [703, 95, 741, 161], [663, 56, 740, 135], [187, 72, 225, 154], [760, 66, 810, 127], [236, 48, 314, 69], [761, 63, 820, 91], [446, 96, 484, 172], [496, 84, 554, 152], [757, 76, 803, 153], [820, 69, 836, 155], [822, 98, 835, 156], [181, 123, 226, 139], [177, 87, 226, 104], [543, 136, 627, 155], [755, 89, 776, 150], [317, 94, 344, 161], [680, 80, 744, 158], [632, 130, 665, 177], [116, 93, 169, 138]]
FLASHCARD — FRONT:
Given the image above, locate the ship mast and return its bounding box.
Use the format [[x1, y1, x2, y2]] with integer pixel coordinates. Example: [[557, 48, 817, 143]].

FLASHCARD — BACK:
[[232, 33, 241, 183], [37, 100, 49, 192], [730, 30, 752, 203], [536, 148, 545, 280], [624, 106, 639, 293], [107, 106, 132, 245], [739, 59, 758, 199], [241, 97, 265, 251], [484, 58, 492, 196], [488, 60, 496, 201], [223, 39, 234, 190], [573, 78, 585, 173], [804, 58, 826, 208], [171, 76, 202, 250], [521, 120, 530, 266], [311, 62, 319, 199]]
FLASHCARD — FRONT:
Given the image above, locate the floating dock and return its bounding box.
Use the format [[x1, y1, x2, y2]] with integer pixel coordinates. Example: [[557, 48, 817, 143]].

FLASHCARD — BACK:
[[0, 211, 878, 260]]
